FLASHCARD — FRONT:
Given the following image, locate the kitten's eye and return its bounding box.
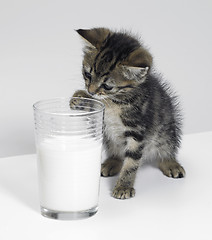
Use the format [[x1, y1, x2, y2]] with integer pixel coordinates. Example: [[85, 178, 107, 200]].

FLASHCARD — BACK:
[[102, 83, 113, 91], [84, 71, 92, 80]]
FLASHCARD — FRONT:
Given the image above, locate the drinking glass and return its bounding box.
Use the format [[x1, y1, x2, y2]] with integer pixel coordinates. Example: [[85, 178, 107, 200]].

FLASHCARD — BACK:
[[33, 97, 105, 220]]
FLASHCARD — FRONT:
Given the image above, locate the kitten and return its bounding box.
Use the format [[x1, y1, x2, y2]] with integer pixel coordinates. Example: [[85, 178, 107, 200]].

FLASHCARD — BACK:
[[72, 28, 185, 199]]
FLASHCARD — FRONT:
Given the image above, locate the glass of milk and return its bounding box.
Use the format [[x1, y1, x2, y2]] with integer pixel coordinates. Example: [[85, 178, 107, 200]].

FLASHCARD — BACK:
[[33, 97, 105, 220]]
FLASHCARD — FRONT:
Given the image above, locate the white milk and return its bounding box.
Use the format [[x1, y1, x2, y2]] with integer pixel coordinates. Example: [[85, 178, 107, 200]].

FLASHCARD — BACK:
[[37, 136, 102, 212]]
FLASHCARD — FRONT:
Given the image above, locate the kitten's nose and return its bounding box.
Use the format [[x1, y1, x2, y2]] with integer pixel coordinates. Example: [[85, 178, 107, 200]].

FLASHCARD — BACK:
[[88, 85, 96, 95]]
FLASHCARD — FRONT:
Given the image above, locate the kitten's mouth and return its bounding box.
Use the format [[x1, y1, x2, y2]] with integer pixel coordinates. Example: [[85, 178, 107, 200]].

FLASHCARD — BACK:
[[93, 94, 107, 100]]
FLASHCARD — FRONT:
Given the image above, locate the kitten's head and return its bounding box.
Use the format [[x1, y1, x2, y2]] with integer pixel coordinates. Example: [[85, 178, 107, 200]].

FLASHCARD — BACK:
[[76, 28, 152, 102]]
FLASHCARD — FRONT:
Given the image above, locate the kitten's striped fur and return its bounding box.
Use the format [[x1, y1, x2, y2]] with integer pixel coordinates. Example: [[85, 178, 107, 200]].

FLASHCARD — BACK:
[[72, 28, 185, 199]]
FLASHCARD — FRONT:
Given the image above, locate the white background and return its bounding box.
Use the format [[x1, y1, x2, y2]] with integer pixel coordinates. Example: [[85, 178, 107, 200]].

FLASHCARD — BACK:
[[1, 0, 212, 157]]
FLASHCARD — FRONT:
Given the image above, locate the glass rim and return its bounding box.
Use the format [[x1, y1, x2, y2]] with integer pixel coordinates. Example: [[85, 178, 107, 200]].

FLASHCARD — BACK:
[[33, 97, 105, 117]]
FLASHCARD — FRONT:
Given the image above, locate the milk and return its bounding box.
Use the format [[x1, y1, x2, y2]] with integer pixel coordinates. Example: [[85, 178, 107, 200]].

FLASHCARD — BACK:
[[37, 136, 102, 212]]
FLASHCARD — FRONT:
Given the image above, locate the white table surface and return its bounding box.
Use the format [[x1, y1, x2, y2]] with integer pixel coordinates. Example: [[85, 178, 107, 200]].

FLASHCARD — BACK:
[[0, 132, 212, 240]]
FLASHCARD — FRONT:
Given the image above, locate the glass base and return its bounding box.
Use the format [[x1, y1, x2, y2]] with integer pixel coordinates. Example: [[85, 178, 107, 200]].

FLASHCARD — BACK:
[[40, 206, 98, 220]]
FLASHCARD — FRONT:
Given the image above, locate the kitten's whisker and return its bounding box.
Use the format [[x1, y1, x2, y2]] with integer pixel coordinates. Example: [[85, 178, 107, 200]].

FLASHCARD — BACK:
[[102, 97, 113, 108], [108, 95, 128, 105]]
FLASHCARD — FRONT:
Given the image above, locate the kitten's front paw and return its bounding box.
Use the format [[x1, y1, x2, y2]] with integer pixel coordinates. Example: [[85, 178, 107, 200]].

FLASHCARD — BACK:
[[70, 90, 92, 109], [112, 187, 135, 199], [72, 90, 91, 99]]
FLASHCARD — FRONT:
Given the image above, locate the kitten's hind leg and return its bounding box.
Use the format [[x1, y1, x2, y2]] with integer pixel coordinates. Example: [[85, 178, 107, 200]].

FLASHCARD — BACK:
[[101, 157, 123, 177], [159, 159, 186, 178]]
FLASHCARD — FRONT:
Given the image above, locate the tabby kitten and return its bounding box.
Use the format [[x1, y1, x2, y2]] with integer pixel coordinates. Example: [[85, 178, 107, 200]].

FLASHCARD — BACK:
[[72, 28, 185, 199]]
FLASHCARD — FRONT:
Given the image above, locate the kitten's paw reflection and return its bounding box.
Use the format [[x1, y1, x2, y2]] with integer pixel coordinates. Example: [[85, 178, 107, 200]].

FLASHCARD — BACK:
[[101, 158, 122, 177], [112, 187, 135, 199]]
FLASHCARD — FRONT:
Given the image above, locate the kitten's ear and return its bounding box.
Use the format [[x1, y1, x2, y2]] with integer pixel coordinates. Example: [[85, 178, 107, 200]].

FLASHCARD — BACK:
[[76, 28, 110, 49], [122, 66, 149, 80], [123, 47, 153, 69], [122, 47, 152, 80]]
